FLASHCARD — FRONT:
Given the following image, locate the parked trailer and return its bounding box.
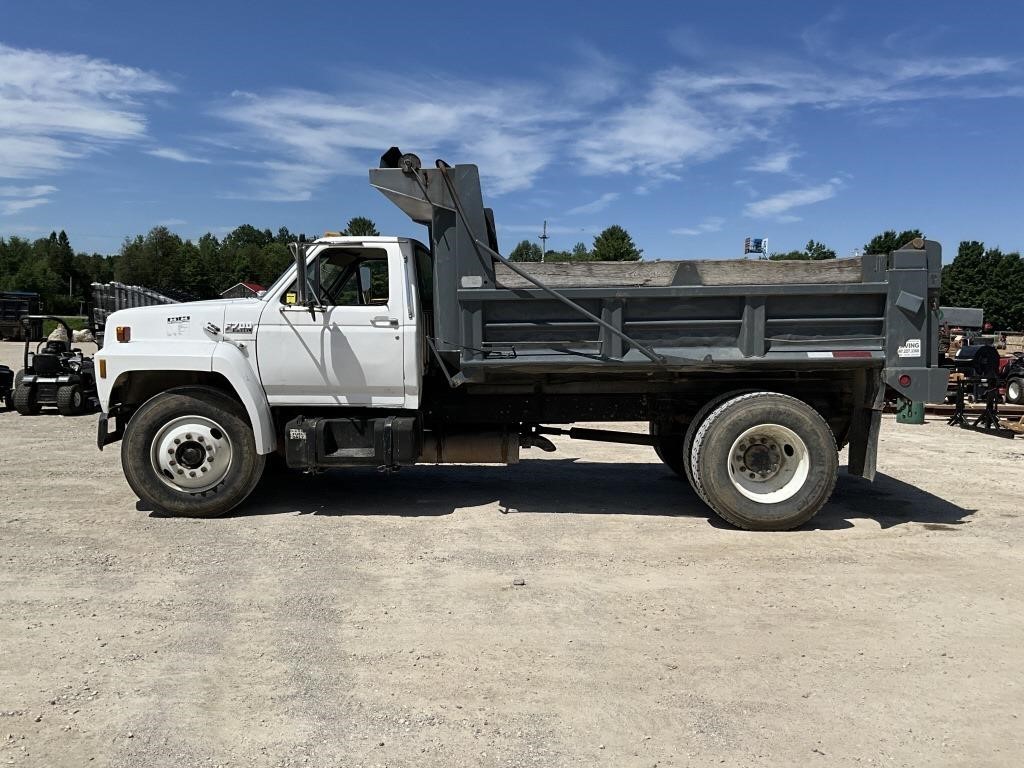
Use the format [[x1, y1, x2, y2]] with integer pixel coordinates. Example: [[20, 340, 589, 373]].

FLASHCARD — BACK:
[[94, 148, 948, 530], [90, 282, 179, 348], [0, 292, 42, 341]]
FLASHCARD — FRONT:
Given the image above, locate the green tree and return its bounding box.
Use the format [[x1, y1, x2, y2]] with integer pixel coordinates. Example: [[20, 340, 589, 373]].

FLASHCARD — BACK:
[[571, 241, 591, 261], [768, 249, 806, 261], [864, 229, 924, 255], [343, 217, 379, 236], [941, 241, 1024, 330], [257, 242, 293, 286], [508, 239, 542, 262], [592, 225, 642, 261], [769, 239, 836, 261]]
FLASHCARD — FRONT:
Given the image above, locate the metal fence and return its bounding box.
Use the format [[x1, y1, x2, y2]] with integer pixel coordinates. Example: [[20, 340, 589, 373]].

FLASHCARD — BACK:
[[90, 282, 179, 347], [0, 291, 42, 341]]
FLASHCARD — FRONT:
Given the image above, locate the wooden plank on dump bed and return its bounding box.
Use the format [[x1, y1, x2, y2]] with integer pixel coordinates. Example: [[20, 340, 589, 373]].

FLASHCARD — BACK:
[[494, 257, 864, 288]]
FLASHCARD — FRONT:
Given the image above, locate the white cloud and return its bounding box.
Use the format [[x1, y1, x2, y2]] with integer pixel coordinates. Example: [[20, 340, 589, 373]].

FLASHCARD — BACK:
[[744, 179, 842, 219], [1, 197, 50, 216], [0, 43, 173, 180], [0, 183, 57, 216], [670, 216, 726, 236], [0, 184, 57, 197], [208, 43, 1018, 201], [146, 147, 210, 164], [566, 192, 619, 216], [157, 217, 187, 227], [213, 78, 572, 200], [747, 148, 800, 174]]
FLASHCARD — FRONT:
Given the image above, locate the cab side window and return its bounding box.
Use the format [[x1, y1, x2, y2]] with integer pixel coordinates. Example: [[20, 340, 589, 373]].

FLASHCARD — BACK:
[[282, 247, 390, 306]]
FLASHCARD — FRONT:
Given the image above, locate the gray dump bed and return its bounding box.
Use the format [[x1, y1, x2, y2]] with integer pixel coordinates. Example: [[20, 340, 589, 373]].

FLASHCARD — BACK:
[[371, 156, 948, 404]]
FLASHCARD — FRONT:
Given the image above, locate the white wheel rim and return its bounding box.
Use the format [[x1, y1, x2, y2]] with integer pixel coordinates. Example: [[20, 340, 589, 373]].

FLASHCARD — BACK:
[[150, 415, 233, 493], [727, 424, 809, 504], [1010, 381, 1021, 400]]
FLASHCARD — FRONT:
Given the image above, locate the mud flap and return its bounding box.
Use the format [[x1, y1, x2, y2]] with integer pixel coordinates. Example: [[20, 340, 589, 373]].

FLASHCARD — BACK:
[[847, 407, 881, 480], [847, 369, 886, 480]]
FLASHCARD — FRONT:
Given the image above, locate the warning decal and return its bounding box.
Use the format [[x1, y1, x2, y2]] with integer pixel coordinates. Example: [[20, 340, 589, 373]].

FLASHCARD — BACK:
[[897, 338, 921, 358]]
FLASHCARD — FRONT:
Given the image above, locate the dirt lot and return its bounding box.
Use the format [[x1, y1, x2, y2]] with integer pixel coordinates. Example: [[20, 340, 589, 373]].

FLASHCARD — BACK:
[[1, 340, 1023, 768]]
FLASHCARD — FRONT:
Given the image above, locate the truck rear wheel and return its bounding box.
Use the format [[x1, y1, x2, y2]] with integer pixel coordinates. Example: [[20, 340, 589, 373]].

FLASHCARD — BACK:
[[690, 392, 838, 531], [681, 390, 754, 499], [121, 386, 265, 518], [649, 421, 685, 476]]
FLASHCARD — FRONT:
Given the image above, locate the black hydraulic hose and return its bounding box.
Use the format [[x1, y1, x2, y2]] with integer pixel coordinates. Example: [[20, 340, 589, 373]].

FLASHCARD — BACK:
[[431, 160, 668, 367]]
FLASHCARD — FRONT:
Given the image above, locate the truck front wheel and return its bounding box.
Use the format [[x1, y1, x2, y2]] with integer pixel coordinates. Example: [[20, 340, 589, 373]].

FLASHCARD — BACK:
[[121, 386, 265, 518], [690, 392, 838, 531]]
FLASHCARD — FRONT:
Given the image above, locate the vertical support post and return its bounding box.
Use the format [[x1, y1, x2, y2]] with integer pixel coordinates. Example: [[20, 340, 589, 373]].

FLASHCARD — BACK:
[[739, 295, 766, 357], [600, 299, 624, 359]]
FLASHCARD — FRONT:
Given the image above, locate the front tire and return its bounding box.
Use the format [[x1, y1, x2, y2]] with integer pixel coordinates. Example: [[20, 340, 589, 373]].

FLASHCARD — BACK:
[[691, 392, 838, 531], [56, 384, 84, 416], [121, 386, 265, 518], [12, 385, 40, 415]]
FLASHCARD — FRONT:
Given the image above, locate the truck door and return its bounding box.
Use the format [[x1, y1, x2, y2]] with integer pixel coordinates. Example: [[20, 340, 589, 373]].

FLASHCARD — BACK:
[[256, 244, 406, 406]]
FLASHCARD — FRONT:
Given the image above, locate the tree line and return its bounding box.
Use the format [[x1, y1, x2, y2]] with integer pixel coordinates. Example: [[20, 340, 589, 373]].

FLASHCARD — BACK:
[[507, 225, 643, 262], [0, 217, 381, 314], [1, 221, 1021, 329]]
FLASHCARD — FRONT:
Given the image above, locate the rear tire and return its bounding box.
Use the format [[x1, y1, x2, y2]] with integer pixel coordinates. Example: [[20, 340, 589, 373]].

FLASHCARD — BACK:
[[121, 386, 265, 518], [56, 384, 84, 416], [12, 385, 40, 415], [691, 392, 838, 531], [649, 420, 686, 476], [682, 390, 754, 500], [1006, 378, 1023, 405]]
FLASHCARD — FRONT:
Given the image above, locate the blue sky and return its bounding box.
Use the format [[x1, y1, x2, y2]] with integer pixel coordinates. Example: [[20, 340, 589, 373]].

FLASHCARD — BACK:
[[1, 1, 1022, 261]]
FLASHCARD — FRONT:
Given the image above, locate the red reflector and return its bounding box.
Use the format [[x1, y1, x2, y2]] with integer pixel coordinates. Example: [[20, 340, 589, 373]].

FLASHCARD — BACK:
[[898, 374, 912, 387], [116, 326, 131, 342], [832, 350, 873, 359]]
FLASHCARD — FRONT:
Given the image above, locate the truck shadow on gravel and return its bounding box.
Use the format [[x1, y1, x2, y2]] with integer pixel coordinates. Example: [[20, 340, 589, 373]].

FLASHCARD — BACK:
[[223, 459, 974, 531]]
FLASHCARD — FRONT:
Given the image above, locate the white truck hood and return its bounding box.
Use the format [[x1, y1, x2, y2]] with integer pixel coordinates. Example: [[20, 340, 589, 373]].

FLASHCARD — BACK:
[[102, 298, 265, 344]]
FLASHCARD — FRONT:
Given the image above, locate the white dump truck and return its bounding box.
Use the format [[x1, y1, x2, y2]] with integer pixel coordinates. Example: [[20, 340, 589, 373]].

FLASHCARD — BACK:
[[95, 149, 947, 530]]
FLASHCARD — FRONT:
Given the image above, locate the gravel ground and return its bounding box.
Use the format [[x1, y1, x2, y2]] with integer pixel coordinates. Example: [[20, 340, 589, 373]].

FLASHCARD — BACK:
[[1, 340, 1023, 768]]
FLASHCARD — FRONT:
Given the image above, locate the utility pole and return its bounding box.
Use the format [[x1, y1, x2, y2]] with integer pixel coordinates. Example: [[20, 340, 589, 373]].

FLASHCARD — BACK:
[[539, 220, 549, 262]]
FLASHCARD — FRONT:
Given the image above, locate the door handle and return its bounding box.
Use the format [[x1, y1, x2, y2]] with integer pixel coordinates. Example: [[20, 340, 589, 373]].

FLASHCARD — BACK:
[[371, 316, 399, 328]]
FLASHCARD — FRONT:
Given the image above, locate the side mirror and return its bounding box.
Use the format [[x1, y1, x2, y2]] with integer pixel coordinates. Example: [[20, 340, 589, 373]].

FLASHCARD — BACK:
[[359, 264, 373, 305]]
